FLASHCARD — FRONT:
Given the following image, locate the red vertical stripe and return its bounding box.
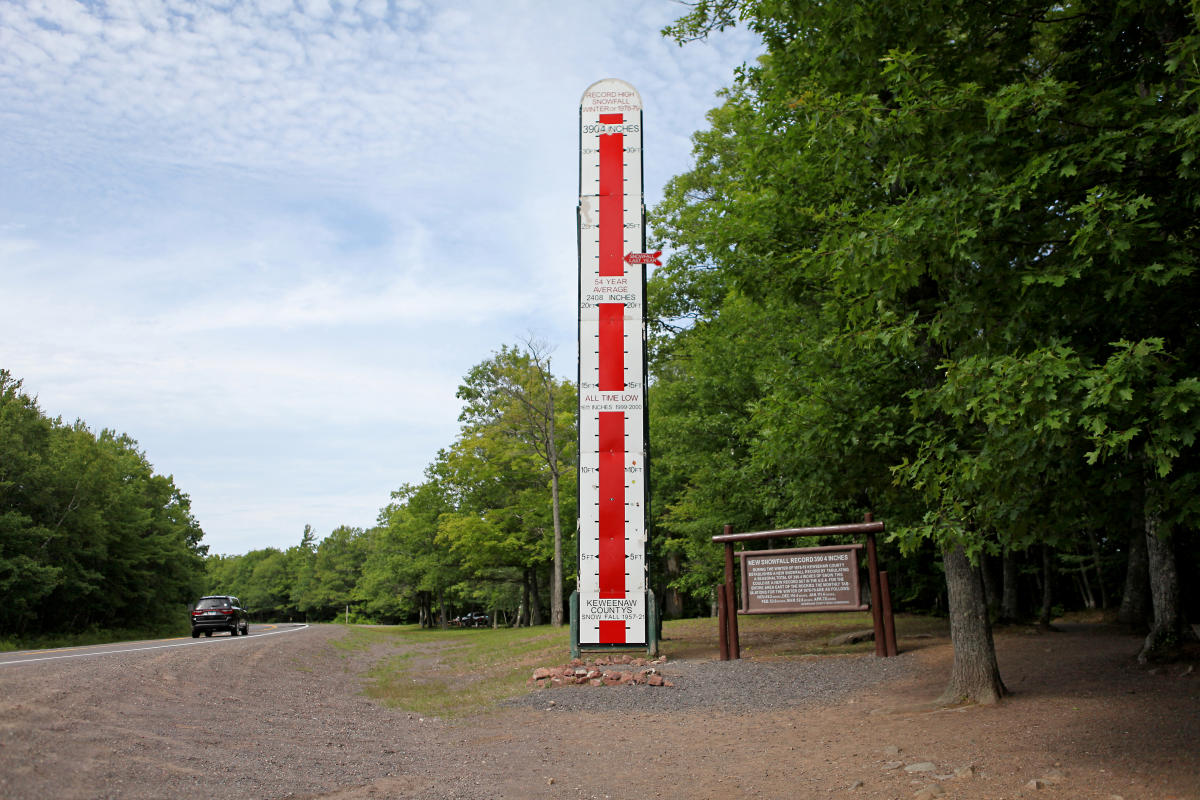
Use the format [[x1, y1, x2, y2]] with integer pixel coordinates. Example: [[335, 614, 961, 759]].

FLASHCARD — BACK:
[[598, 113, 624, 278], [598, 620, 625, 644], [598, 303, 624, 391], [595, 111, 629, 642], [598, 411, 625, 599]]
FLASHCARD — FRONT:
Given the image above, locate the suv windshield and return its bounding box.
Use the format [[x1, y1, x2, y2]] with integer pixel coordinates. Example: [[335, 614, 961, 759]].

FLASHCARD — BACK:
[[196, 598, 231, 609]]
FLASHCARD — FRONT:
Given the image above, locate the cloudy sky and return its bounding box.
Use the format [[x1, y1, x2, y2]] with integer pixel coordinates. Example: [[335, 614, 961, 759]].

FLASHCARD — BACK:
[[0, 0, 761, 556]]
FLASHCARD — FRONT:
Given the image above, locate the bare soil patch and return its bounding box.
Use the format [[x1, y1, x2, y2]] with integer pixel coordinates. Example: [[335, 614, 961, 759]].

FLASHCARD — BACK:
[[0, 622, 1196, 799]]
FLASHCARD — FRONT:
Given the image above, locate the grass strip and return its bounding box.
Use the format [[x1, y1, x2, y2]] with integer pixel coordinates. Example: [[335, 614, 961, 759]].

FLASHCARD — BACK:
[[346, 613, 949, 718]]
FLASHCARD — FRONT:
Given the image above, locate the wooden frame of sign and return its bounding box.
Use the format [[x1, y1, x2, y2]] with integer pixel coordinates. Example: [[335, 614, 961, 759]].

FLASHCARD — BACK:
[[712, 515, 898, 660]]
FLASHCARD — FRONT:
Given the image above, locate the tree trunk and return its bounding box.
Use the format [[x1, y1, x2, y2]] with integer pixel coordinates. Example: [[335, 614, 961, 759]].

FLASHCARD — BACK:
[[520, 576, 531, 627], [1000, 549, 1020, 623], [980, 552, 1000, 621], [938, 544, 1007, 706], [1139, 490, 1197, 662], [437, 588, 447, 630], [548, 382, 564, 627], [1087, 529, 1108, 610], [550, 469, 564, 626], [529, 567, 543, 626], [1118, 522, 1151, 632], [664, 553, 684, 619], [419, 592, 432, 628], [1037, 544, 1054, 631], [1076, 549, 1096, 609]]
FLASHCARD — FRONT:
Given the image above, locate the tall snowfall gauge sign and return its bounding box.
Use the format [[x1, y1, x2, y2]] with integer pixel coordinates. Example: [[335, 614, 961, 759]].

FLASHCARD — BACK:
[[574, 78, 656, 652]]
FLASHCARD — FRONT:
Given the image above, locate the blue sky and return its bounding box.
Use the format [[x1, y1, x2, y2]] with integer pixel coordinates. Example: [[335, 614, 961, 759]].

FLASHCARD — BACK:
[[0, 0, 761, 556]]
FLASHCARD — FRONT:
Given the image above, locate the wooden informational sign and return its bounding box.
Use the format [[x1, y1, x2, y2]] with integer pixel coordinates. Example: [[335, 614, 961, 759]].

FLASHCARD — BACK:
[[576, 78, 647, 646], [738, 545, 867, 614]]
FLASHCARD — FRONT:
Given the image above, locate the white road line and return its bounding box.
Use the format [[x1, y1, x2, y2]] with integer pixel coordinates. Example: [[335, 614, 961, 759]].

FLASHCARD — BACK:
[[0, 624, 310, 666]]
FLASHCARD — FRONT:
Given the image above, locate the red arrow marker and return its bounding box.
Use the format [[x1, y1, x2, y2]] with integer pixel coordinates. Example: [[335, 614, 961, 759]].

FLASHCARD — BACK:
[[624, 250, 662, 266]]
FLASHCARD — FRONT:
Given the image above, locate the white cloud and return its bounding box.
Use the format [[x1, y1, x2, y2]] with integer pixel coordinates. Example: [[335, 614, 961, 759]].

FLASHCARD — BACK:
[[0, 0, 762, 553]]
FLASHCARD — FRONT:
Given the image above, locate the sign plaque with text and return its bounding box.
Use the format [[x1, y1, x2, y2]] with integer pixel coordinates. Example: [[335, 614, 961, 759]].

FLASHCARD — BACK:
[[738, 545, 867, 614]]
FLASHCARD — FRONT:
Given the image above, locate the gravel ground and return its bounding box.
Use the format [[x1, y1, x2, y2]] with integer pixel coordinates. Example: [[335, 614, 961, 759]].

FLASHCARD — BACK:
[[0, 625, 481, 800], [1, 622, 1196, 800], [506, 651, 922, 713]]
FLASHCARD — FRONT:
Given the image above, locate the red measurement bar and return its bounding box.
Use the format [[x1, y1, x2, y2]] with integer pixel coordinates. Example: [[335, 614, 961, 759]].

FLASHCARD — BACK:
[[595, 111, 628, 642], [598, 303, 624, 390], [598, 411, 625, 600], [598, 114, 624, 278], [598, 620, 625, 644]]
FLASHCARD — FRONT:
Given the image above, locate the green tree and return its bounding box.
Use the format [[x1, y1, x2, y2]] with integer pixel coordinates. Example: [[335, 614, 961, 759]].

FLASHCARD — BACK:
[[0, 370, 64, 635], [454, 341, 578, 625], [378, 479, 461, 627], [307, 525, 369, 620], [1, 370, 207, 636], [660, 0, 1200, 699], [434, 420, 555, 625], [286, 524, 320, 620], [1082, 340, 1200, 660], [354, 524, 414, 623], [205, 547, 295, 618]]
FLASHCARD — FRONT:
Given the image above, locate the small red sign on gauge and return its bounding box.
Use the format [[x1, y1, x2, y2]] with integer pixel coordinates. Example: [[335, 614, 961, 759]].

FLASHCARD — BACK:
[[624, 250, 662, 266]]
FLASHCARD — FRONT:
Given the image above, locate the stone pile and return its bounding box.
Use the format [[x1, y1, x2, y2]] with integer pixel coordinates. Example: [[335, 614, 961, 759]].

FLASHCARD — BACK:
[[528, 655, 674, 689]]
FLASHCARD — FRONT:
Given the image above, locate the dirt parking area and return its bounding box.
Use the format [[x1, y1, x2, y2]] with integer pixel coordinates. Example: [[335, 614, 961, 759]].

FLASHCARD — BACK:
[[0, 623, 1196, 799]]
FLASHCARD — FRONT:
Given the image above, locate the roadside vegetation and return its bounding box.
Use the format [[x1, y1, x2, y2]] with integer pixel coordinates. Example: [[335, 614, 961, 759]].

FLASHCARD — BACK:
[[0, 620, 192, 653], [348, 624, 568, 718], [0, 370, 206, 643], [335, 613, 950, 718]]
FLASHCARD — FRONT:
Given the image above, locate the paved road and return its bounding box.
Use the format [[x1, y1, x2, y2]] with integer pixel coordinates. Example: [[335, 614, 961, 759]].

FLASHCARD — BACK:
[[0, 622, 309, 667], [0, 623, 471, 800]]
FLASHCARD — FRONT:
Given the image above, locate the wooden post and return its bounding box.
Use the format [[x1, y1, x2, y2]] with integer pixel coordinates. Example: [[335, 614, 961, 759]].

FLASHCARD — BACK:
[[722, 526, 736, 590], [880, 570, 898, 657], [717, 584, 729, 660], [864, 512, 885, 657], [646, 589, 659, 657], [569, 591, 581, 659], [712, 517, 887, 660], [723, 525, 740, 659], [725, 581, 741, 659]]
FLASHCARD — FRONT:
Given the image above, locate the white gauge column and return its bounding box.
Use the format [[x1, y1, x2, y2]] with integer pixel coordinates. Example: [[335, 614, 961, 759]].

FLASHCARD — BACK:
[[577, 79, 646, 646]]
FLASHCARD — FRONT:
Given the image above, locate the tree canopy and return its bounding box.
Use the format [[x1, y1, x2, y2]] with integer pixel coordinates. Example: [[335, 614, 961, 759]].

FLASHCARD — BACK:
[[649, 0, 1200, 692], [201, 342, 578, 630], [1, 370, 207, 638]]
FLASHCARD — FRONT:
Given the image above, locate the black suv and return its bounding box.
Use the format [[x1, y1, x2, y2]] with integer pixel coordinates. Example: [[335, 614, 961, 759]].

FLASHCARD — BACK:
[[461, 611, 489, 628], [190, 595, 249, 637]]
